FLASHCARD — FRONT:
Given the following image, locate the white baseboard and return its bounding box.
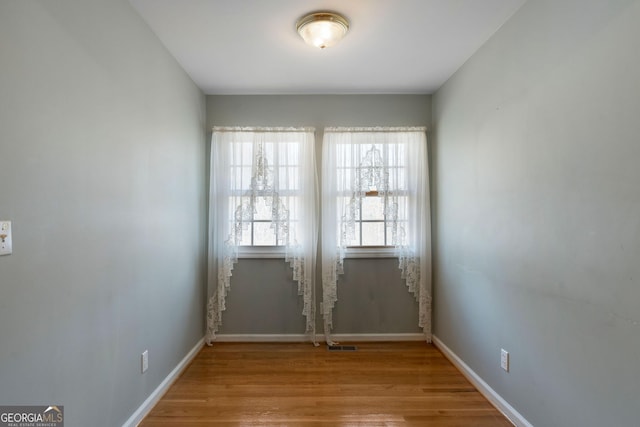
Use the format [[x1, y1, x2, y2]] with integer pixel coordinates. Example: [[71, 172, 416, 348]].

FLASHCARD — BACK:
[[122, 337, 205, 427], [330, 333, 426, 342], [432, 335, 533, 427], [213, 333, 426, 343], [214, 334, 311, 342]]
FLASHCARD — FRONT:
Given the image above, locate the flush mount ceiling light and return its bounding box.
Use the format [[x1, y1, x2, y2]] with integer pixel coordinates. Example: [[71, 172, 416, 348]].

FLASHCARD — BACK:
[[296, 12, 350, 49]]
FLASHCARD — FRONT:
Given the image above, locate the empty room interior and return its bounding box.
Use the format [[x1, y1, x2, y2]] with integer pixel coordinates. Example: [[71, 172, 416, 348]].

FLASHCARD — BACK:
[[1, 1, 639, 426]]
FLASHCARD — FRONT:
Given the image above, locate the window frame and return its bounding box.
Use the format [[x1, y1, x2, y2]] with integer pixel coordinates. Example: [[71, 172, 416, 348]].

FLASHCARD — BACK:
[[333, 141, 411, 257], [223, 135, 308, 258]]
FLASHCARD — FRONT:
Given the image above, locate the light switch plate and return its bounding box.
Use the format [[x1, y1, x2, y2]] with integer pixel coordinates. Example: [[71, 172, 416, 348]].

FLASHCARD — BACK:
[[0, 221, 11, 256]]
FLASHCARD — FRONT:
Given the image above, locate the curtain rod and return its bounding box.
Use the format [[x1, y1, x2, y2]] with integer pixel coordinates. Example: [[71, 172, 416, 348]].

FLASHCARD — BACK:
[[324, 126, 427, 133], [212, 126, 427, 133], [212, 126, 315, 133]]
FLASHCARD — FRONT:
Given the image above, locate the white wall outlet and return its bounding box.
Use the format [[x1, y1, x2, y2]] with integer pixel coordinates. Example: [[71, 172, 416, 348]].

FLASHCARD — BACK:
[[141, 350, 149, 373], [0, 221, 12, 256], [501, 348, 509, 372]]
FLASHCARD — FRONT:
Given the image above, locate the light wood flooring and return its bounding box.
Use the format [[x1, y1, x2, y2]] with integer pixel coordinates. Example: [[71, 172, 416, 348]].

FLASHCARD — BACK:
[[140, 341, 513, 426]]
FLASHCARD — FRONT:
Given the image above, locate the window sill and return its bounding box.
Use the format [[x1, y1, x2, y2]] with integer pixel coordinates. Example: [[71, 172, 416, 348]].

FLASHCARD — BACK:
[[236, 246, 398, 259], [344, 247, 397, 259], [237, 246, 286, 259]]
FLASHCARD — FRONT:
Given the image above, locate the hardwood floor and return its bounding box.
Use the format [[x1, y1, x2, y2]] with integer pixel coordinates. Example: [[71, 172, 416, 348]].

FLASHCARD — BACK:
[[140, 342, 513, 426]]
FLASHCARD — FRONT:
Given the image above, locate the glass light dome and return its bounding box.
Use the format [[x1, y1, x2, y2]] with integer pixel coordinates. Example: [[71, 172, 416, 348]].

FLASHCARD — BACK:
[[297, 12, 349, 49]]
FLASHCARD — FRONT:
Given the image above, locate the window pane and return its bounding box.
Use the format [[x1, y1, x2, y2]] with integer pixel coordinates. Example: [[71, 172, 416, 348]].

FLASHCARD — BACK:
[[262, 142, 275, 165], [387, 221, 408, 246], [253, 222, 276, 246], [240, 166, 252, 189], [229, 165, 249, 189], [285, 196, 300, 222], [254, 197, 271, 220], [362, 222, 385, 246], [362, 196, 384, 220], [278, 142, 299, 163], [237, 223, 252, 246], [278, 167, 299, 191], [395, 196, 408, 221], [340, 222, 360, 246], [232, 197, 252, 220], [277, 220, 294, 246], [338, 196, 351, 218], [346, 231, 360, 246]]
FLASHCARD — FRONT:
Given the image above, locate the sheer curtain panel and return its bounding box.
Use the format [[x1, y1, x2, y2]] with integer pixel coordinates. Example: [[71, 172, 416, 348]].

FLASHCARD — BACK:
[[321, 127, 432, 343], [206, 127, 317, 344]]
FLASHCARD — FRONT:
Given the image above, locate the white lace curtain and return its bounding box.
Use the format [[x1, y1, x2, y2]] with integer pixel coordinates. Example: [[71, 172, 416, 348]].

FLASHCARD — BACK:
[[206, 127, 317, 344], [321, 127, 432, 342]]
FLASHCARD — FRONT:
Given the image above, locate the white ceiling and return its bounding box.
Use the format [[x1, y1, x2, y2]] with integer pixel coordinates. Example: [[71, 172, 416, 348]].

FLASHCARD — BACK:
[[129, 0, 526, 95]]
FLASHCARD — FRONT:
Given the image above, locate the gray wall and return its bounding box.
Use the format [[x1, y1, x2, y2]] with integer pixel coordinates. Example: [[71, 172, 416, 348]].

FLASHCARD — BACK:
[[0, 1, 206, 426], [431, 1, 640, 426], [207, 95, 430, 334]]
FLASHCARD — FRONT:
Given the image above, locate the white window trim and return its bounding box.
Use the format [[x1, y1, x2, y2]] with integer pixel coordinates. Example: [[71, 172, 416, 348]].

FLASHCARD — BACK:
[[237, 246, 286, 259], [237, 246, 397, 259], [344, 246, 397, 258]]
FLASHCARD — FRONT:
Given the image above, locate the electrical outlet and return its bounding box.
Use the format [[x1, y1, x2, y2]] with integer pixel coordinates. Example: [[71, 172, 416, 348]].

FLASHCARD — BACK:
[[141, 350, 149, 373], [501, 349, 509, 372]]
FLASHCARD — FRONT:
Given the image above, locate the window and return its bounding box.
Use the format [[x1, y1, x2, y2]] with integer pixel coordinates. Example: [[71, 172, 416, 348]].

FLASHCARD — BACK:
[[208, 127, 318, 341], [210, 127, 316, 254], [336, 142, 409, 248], [207, 125, 432, 344], [227, 139, 302, 247], [322, 129, 427, 255], [321, 127, 431, 340]]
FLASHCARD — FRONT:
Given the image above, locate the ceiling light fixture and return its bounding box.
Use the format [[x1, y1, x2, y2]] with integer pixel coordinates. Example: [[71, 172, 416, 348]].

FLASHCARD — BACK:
[[296, 12, 349, 49]]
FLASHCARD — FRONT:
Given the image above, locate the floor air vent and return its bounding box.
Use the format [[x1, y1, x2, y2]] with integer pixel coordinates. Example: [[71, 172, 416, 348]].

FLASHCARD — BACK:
[[327, 345, 357, 351]]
